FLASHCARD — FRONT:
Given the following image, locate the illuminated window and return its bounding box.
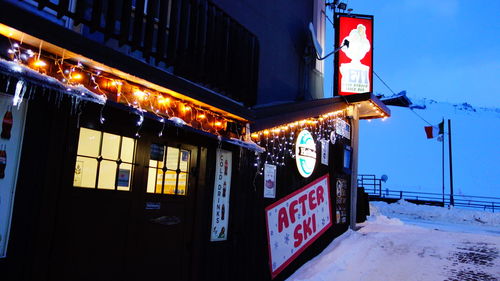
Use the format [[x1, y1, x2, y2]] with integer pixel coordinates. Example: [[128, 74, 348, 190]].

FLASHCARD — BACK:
[[74, 128, 136, 191], [147, 144, 190, 195]]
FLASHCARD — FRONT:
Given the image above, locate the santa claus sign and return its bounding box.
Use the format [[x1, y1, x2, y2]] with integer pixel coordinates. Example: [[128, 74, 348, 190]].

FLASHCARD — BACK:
[[336, 14, 373, 96]]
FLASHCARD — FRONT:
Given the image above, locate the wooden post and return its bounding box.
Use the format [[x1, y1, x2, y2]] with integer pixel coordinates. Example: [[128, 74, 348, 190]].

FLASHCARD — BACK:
[[448, 119, 454, 206], [349, 105, 359, 230]]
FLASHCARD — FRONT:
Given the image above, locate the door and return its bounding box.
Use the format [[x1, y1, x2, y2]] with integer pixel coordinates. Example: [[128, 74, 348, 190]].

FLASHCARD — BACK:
[[50, 127, 138, 281], [51, 126, 201, 281], [132, 140, 199, 281]]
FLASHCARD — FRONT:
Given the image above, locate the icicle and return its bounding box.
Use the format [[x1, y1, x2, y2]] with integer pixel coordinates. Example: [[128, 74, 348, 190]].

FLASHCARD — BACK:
[[13, 80, 25, 107], [99, 104, 106, 124], [5, 78, 10, 93]]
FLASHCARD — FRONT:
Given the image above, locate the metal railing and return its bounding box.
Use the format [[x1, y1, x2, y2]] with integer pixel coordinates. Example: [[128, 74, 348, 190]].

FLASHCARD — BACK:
[[358, 174, 500, 213], [20, 0, 259, 106]]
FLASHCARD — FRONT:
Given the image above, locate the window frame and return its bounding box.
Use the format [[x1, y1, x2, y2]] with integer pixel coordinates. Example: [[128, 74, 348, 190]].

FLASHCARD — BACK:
[[73, 127, 137, 191], [146, 142, 193, 196]]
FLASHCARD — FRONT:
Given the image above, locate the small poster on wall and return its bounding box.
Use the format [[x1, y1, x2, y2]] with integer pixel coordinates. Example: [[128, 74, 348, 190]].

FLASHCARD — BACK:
[[265, 174, 332, 278], [320, 140, 329, 165], [210, 148, 232, 241], [335, 119, 351, 140], [0, 93, 27, 258], [264, 164, 276, 198], [336, 178, 348, 224]]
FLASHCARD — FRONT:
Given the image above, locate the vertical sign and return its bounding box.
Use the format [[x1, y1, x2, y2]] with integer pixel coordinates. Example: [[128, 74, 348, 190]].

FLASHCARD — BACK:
[[320, 140, 329, 165], [0, 93, 27, 258], [210, 149, 232, 241], [264, 164, 276, 198], [335, 14, 373, 96], [265, 174, 332, 278]]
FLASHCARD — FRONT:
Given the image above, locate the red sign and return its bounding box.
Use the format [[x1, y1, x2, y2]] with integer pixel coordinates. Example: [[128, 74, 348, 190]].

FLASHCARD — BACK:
[[336, 15, 373, 96], [265, 174, 332, 278]]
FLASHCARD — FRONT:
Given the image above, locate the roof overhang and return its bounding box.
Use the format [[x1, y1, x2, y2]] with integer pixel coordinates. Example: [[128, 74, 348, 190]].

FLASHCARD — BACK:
[[252, 93, 390, 131], [0, 2, 253, 122]]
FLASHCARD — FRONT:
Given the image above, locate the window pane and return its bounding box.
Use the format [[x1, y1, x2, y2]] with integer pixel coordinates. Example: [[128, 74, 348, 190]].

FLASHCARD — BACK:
[[98, 160, 117, 190], [177, 172, 188, 195], [74, 156, 98, 188], [150, 143, 164, 161], [117, 163, 133, 191], [102, 133, 120, 160], [121, 137, 135, 162], [149, 160, 158, 168], [166, 147, 179, 170], [179, 150, 190, 172], [147, 167, 157, 193], [156, 170, 164, 194], [164, 170, 177, 194], [77, 128, 101, 157]]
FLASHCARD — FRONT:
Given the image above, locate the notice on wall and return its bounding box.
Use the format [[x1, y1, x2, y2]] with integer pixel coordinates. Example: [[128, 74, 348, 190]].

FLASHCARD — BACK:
[[210, 149, 232, 241], [265, 174, 332, 278], [264, 164, 277, 198], [0, 93, 27, 258], [336, 178, 348, 224], [335, 119, 351, 140], [320, 140, 329, 165]]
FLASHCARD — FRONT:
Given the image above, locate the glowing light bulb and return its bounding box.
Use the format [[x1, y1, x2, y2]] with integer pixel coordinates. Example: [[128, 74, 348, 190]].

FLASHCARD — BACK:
[[71, 73, 83, 80], [198, 114, 206, 119], [158, 96, 170, 105], [33, 60, 47, 67], [134, 90, 146, 100]]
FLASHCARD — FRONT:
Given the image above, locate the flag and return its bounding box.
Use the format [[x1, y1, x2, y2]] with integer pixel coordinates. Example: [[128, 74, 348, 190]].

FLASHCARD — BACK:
[[424, 121, 444, 139]]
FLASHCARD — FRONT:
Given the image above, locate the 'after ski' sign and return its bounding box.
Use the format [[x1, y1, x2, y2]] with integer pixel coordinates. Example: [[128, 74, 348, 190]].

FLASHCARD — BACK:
[[265, 174, 332, 278]]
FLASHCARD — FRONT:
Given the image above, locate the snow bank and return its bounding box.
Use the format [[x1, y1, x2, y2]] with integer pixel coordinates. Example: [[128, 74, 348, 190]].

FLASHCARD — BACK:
[[287, 200, 500, 281], [371, 200, 500, 227]]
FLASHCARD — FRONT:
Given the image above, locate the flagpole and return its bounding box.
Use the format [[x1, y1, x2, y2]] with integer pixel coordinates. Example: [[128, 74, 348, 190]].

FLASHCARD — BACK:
[[448, 119, 454, 206], [441, 118, 445, 205]]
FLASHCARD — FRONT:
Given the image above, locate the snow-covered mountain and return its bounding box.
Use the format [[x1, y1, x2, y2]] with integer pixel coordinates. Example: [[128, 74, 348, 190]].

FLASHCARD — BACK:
[[359, 98, 500, 198]]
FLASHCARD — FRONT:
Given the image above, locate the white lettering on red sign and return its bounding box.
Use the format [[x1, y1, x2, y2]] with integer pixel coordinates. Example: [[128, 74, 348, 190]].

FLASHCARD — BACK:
[[265, 174, 332, 278]]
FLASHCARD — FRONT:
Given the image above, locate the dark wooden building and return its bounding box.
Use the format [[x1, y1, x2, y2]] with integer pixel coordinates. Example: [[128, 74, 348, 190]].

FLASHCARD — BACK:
[[0, 1, 389, 280]]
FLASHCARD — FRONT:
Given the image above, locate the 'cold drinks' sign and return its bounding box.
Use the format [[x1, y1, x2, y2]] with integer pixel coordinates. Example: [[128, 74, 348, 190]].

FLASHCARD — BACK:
[[265, 174, 332, 278], [210, 149, 232, 241]]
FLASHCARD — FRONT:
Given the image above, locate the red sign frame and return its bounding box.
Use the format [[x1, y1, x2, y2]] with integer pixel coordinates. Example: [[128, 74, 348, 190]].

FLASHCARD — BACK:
[[335, 14, 374, 96], [265, 174, 332, 278]]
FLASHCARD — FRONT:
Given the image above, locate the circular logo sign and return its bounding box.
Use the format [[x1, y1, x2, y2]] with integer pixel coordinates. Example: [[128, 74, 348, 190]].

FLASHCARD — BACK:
[[295, 130, 316, 178], [330, 131, 337, 145]]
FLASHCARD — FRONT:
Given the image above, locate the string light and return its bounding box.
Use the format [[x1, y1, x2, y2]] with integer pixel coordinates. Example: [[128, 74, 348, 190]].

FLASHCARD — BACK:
[[251, 109, 347, 169], [2, 38, 248, 139], [32, 59, 47, 67]]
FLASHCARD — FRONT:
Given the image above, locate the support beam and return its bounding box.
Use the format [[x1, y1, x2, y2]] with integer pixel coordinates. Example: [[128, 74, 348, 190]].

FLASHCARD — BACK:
[[349, 105, 359, 230]]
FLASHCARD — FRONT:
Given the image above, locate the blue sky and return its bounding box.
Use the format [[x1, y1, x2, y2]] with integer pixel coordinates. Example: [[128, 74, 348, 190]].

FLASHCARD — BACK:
[[323, 0, 500, 108]]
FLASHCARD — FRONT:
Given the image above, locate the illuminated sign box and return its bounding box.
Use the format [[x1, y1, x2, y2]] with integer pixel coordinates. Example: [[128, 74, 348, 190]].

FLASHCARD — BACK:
[[265, 174, 332, 278], [335, 14, 374, 96]]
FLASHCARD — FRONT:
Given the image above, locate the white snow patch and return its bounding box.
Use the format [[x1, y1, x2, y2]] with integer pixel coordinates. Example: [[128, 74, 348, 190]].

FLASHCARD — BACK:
[[287, 201, 500, 281]]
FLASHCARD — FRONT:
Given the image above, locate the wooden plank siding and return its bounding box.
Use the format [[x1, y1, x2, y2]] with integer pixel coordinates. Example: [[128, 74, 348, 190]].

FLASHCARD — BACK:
[[24, 0, 259, 107]]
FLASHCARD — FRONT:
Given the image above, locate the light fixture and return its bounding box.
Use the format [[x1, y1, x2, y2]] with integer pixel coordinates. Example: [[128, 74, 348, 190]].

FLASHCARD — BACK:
[[32, 60, 47, 67], [71, 73, 83, 80]]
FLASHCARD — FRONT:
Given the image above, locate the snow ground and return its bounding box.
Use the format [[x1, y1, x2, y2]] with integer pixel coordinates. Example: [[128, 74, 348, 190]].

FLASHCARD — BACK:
[[287, 201, 500, 281]]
